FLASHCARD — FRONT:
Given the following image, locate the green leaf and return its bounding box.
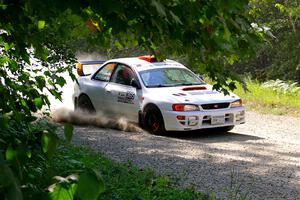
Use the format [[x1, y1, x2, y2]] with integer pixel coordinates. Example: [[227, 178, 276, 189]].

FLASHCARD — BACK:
[[44, 71, 51, 77], [33, 97, 43, 109], [26, 150, 32, 158], [151, 0, 166, 16], [38, 20, 45, 29], [0, 138, 6, 144], [275, 3, 285, 13], [77, 170, 105, 200], [0, 163, 14, 187], [114, 40, 123, 50], [0, 114, 9, 130], [0, 4, 7, 10], [48, 174, 78, 200], [64, 123, 74, 143], [170, 11, 182, 25], [56, 76, 66, 87], [223, 23, 231, 41], [35, 76, 46, 90], [49, 89, 62, 101], [9, 60, 18, 72], [49, 184, 74, 200], [4, 42, 12, 51], [34, 46, 49, 61], [68, 70, 76, 81], [6, 145, 16, 161], [41, 131, 58, 157], [0, 154, 23, 200], [6, 181, 23, 200]]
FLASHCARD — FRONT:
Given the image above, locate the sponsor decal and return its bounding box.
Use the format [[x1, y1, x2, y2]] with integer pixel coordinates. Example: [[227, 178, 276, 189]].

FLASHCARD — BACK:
[[118, 91, 135, 104]]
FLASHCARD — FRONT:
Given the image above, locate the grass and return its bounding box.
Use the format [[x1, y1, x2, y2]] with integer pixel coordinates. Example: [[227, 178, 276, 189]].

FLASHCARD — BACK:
[[46, 143, 209, 200], [234, 78, 300, 117]]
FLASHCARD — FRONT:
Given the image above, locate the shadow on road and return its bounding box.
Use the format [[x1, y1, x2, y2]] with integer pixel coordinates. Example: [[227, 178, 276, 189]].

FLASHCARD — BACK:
[[163, 129, 263, 143]]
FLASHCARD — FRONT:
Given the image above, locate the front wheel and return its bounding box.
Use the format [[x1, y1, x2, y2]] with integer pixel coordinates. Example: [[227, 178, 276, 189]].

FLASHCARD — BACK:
[[143, 108, 166, 135]]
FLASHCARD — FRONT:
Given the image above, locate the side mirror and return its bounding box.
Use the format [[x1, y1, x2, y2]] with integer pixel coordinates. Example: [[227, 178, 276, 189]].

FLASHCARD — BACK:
[[130, 79, 141, 89]]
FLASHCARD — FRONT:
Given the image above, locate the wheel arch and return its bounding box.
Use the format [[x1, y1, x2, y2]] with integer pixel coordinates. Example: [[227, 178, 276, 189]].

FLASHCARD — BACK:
[[77, 93, 96, 112], [140, 103, 161, 127], [78, 92, 90, 99], [76, 92, 89, 107], [142, 103, 165, 123], [142, 103, 162, 114]]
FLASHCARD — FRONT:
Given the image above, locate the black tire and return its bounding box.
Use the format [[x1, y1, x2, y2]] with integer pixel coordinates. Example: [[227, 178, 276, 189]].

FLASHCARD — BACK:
[[213, 125, 234, 132], [77, 94, 96, 113], [143, 107, 166, 135]]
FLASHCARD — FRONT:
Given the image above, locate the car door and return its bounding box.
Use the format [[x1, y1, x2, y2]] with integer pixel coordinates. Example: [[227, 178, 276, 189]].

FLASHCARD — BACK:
[[104, 63, 141, 122], [86, 62, 116, 114]]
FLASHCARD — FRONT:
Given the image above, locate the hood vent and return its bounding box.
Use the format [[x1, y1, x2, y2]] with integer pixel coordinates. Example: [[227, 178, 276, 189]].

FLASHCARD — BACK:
[[172, 93, 187, 96], [182, 86, 206, 91]]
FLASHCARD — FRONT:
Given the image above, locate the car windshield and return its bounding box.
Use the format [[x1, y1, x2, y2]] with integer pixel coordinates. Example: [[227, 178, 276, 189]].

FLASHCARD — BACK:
[[139, 68, 204, 88]]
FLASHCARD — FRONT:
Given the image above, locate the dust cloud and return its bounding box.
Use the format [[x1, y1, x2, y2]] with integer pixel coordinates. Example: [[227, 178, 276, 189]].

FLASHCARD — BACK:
[[51, 108, 142, 132]]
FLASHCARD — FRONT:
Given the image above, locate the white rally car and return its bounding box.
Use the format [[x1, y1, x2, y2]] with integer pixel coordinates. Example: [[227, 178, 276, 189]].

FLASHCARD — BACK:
[[73, 56, 245, 134]]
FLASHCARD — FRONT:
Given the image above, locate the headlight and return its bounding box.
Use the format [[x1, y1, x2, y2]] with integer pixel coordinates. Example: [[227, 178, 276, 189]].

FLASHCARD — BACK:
[[172, 104, 200, 111], [231, 99, 243, 108]]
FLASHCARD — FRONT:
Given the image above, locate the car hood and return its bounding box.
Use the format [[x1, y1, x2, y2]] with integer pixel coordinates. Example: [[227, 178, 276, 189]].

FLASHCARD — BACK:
[[146, 84, 240, 104]]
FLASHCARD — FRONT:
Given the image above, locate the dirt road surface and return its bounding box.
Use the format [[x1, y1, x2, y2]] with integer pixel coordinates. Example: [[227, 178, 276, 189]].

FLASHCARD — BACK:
[[71, 111, 300, 199]]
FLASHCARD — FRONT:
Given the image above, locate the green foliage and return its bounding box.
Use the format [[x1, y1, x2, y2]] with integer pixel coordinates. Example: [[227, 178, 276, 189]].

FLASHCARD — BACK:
[[264, 32, 300, 80], [0, 118, 56, 199], [262, 79, 300, 94], [234, 78, 300, 117], [49, 144, 209, 200], [0, 118, 107, 200], [230, 0, 300, 82], [0, 113, 110, 200]]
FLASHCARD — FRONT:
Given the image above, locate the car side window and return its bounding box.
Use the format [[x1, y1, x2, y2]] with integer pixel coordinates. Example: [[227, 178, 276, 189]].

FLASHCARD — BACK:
[[110, 64, 136, 86], [93, 63, 115, 81]]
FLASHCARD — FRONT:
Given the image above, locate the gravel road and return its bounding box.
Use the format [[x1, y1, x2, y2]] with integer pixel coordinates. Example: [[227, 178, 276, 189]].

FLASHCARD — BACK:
[[71, 111, 300, 199]]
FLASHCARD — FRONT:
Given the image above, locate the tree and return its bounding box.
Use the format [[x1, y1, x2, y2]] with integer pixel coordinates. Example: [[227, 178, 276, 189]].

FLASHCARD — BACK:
[[230, 0, 300, 81], [0, 1, 262, 198], [1, 1, 262, 119]]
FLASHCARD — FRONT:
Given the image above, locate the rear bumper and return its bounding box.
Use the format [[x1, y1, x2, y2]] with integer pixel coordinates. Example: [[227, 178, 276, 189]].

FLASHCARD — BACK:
[[162, 106, 245, 131]]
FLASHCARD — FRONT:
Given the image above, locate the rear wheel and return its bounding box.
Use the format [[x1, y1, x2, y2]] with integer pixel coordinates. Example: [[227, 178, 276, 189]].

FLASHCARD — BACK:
[[143, 107, 166, 135], [77, 94, 96, 113]]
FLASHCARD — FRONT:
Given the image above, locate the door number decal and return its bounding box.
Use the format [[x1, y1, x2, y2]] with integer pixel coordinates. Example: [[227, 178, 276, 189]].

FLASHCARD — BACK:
[[118, 91, 135, 104]]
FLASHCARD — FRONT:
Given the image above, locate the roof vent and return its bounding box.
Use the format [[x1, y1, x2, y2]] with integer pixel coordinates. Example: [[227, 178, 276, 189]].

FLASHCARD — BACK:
[[138, 55, 158, 62]]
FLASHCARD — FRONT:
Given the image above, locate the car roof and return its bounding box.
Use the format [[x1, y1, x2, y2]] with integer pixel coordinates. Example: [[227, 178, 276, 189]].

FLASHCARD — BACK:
[[107, 57, 186, 72]]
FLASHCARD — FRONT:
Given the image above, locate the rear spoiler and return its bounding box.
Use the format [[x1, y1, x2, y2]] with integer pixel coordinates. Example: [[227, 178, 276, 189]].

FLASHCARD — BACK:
[[76, 60, 106, 76]]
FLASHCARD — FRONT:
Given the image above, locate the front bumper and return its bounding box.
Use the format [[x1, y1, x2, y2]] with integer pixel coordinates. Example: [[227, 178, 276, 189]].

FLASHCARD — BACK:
[[162, 106, 245, 131]]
